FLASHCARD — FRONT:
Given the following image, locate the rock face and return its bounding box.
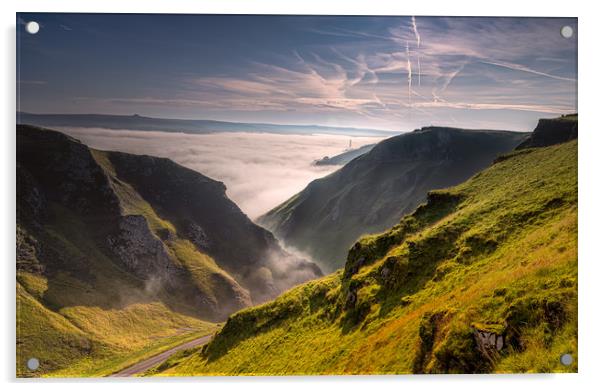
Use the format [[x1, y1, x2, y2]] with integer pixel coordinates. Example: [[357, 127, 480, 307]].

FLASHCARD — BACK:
[[184, 221, 211, 250], [107, 215, 175, 283], [473, 329, 505, 362], [259, 127, 527, 272], [17, 126, 120, 217], [16, 226, 43, 273], [106, 149, 322, 303], [17, 124, 321, 321], [516, 114, 577, 150]]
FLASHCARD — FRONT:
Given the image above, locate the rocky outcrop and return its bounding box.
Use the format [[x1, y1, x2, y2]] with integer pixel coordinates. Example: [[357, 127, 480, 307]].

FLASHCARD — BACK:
[[16, 226, 43, 273], [106, 149, 322, 303], [473, 329, 505, 362], [17, 125, 120, 217], [183, 220, 211, 250], [17, 124, 318, 322], [107, 215, 175, 283], [17, 164, 46, 225], [516, 114, 577, 150]]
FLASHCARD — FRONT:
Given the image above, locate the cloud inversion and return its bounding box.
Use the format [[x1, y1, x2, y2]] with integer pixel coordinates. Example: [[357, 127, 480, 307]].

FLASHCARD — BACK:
[[58, 127, 384, 219]]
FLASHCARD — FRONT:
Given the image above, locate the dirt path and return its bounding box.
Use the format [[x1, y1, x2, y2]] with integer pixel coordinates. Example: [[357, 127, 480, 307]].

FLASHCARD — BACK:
[[110, 334, 213, 377]]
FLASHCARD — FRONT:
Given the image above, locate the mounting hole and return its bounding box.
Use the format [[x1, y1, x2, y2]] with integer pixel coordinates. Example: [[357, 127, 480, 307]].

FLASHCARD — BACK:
[[560, 25, 574, 39], [560, 353, 573, 366], [25, 21, 40, 35], [27, 357, 40, 371]]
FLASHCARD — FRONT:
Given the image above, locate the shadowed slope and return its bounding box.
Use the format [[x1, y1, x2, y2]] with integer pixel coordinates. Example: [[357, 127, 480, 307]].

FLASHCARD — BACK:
[[260, 127, 527, 272], [16, 125, 320, 376]]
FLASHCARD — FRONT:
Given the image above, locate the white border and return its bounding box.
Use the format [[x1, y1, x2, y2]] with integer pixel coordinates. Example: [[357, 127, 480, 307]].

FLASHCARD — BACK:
[[3, 1, 601, 391]]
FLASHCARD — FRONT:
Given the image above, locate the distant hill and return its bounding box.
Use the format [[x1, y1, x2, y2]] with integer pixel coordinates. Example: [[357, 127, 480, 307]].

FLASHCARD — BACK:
[[16, 125, 321, 376], [314, 143, 376, 166], [17, 112, 396, 137], [157, 117, 577, 375], [259, 126, 527, 272]]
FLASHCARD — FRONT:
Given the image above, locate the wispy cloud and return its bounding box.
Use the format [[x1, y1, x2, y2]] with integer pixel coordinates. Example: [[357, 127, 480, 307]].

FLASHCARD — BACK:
[[479, 60, 577, 82], [205, 18, 575, 129], [28, 16, 575, 132], [406, 41, 412, 106], [411, 16, 422, 86]]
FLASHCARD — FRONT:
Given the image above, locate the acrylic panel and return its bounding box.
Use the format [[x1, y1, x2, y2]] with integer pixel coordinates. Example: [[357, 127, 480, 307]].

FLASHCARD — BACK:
[[16, 13, 577, 377]]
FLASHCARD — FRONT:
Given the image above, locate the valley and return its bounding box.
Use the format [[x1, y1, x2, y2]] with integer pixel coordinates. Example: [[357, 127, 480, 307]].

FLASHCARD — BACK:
[[149, 115, 578, 375], [260, 126, 528, 272], [16, 125, 321, 376], [16, 115, 577, 376], [14, 13, 579, 378]]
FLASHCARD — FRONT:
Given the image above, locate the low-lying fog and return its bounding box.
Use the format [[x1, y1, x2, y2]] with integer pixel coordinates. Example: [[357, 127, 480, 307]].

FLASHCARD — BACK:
[[58, 127, 385, 219]]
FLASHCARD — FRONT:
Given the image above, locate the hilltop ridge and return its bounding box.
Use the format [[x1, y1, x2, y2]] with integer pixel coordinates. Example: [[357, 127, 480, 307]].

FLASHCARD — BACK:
[[259, 126, 527, 271], [17, 112, 396, 137]]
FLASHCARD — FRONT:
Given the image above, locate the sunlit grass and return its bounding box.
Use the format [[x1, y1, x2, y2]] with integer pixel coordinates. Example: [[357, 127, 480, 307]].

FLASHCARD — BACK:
[[156, 140, 577, 375]]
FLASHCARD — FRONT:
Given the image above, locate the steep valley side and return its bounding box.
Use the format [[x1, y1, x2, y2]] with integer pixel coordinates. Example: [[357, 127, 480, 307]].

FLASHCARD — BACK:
[[155, 116, 577, 375], [259, 127, 528, 272], [16, 124, 321, 376]]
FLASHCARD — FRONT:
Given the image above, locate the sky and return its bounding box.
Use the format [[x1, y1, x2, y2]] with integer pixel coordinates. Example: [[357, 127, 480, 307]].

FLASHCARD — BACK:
[[17, 14, 577, 132], [57, 127, 382, 219]]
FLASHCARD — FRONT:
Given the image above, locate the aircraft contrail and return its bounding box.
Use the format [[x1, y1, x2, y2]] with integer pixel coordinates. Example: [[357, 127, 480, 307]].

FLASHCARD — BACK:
[[411, 16, 422, 86], [406, 41, 412, 106]]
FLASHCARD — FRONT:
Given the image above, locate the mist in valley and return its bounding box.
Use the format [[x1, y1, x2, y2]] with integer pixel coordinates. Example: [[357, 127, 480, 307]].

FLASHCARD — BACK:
[[57, 127, 385, 219]]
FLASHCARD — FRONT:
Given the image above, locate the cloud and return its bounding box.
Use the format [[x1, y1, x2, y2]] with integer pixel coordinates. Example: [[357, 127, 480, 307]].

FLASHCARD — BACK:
[[411, 16, 421, 48], [411, 16, 422, 86], [479, 60, 577, 82], [434, 62, 466, 99], [406, 41, 412, 106], [49, 17, 576, 132], [57, 127, 384, 219], [201, 18, 574, 129]]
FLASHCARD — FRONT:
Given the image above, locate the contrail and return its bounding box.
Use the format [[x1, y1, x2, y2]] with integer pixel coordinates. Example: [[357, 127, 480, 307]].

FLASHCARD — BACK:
[[406, 41, 412, 106], [480, 60, 577, 82], [411, 16, 421, 86], [411, 16, 421, 46]]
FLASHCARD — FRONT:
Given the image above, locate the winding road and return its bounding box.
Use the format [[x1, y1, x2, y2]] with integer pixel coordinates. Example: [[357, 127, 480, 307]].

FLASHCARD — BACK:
[[110, 334, 213, 377]]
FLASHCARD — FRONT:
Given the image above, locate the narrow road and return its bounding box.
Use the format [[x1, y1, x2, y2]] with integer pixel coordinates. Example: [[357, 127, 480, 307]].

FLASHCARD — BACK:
[[110, 334, 213, 377]]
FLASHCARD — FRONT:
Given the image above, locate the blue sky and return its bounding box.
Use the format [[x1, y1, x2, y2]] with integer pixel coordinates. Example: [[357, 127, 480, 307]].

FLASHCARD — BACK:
[[17, 14, 577, 131]]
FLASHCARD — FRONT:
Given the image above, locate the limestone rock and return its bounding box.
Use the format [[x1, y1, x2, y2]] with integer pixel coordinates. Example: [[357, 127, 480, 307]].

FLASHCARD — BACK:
[[107, 214, 175, 284], [474, 328, 504, 362]]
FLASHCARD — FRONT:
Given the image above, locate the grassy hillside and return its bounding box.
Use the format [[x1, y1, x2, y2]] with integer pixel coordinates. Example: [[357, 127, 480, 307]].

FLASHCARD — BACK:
[[16, 177, 220, 376], [17, 276, 217, 377], [156, 138, 577, 375], [16, 125, 319, 376], [259, 127, 527, 272]]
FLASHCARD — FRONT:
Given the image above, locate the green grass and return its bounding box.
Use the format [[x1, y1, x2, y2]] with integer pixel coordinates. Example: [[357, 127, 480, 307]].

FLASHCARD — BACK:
[[169, 239, 231, 300], [92, 149, 176, 233], [49, 314, 217, 378], [154, 140, 577, 375], [16, 282, 92, 377], [17, 269, 219, 377], [16, 150, 231, 377]]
